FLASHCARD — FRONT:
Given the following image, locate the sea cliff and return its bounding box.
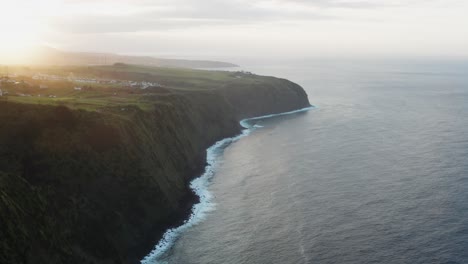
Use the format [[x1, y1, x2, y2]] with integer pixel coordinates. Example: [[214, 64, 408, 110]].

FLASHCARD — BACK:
[[0, 67, 310, 264]]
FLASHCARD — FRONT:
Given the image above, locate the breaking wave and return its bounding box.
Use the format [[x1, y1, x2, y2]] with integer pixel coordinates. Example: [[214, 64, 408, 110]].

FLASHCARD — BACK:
[[141, 106, 314, 264]]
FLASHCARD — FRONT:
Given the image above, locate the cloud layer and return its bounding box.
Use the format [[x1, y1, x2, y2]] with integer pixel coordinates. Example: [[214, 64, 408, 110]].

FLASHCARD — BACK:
[[32, 0, 468, 58]]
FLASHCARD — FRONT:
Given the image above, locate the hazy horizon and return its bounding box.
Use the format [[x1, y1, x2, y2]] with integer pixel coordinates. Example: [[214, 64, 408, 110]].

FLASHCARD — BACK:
[[1, 0, 468, 62]]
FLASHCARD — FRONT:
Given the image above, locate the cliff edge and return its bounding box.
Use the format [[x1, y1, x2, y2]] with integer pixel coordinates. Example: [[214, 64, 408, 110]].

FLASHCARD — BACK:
[[0, 65, 310, 264]]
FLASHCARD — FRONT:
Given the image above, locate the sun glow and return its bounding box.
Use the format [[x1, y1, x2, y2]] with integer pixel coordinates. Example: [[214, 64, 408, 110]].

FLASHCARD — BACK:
[[0, 1, 49, 63]]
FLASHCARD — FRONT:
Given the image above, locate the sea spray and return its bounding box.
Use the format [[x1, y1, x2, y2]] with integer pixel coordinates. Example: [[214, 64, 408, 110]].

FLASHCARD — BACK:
[[141, 106, 314, 264]]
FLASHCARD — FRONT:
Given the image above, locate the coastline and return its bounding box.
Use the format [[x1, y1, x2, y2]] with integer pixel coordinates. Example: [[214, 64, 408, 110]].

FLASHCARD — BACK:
[[0, 69, 311, 263], [141, 105, 314, 264]]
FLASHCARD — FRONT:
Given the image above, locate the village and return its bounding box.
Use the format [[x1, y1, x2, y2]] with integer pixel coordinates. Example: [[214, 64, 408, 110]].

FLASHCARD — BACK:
[[31, 73, 163, 89], [0, 71, 164, 99]]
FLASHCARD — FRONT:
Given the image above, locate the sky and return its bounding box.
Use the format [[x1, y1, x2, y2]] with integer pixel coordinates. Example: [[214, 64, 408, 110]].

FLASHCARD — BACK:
[[1, 0, 468, 59]]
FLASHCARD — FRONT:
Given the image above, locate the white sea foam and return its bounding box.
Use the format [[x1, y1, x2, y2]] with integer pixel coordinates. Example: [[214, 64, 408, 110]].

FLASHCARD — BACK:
[[141, 105, 314, 264], [240, 105, 315, 129]]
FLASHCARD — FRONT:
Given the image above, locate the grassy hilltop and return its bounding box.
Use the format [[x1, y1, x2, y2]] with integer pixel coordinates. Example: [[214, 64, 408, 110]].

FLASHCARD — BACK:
[[2, 63, 268, 112]]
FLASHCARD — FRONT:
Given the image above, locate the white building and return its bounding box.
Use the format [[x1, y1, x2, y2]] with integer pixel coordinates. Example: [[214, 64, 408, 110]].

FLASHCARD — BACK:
[[74, 87, 82, 91]]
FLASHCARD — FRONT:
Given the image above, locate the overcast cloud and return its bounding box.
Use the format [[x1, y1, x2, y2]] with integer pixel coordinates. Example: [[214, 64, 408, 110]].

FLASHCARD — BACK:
[[21, 0, 468, 58]]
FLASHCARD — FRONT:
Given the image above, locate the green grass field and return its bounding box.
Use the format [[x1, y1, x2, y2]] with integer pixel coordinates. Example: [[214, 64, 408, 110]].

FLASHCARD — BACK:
[[2, 63, 267, 112]]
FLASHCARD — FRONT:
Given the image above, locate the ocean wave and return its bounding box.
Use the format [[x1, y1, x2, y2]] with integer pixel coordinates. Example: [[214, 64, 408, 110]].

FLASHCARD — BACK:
[[141, 105, 314, 264], [240, 106, 315, 129]]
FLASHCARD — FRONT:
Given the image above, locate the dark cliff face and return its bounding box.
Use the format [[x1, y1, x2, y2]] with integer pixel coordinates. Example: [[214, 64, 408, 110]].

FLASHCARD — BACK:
[[222, 76, 310, 119], [0, 79, 310, 264]]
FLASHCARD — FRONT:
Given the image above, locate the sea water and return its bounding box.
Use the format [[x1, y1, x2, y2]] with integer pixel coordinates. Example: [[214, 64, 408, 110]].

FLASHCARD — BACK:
[[144, 58, 468, 264]]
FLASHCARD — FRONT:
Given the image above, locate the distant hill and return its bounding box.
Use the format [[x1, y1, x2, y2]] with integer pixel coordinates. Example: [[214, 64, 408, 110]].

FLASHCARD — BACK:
[[27, 46, 239, 69]]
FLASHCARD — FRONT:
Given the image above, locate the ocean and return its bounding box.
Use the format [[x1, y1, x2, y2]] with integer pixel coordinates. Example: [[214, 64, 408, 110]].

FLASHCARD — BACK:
[[143, 58, 468, 264]]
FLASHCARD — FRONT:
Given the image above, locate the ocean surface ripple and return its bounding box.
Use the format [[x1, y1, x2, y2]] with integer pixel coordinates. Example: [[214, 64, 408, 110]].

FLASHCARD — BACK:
[[146, 59, 468, 264]]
